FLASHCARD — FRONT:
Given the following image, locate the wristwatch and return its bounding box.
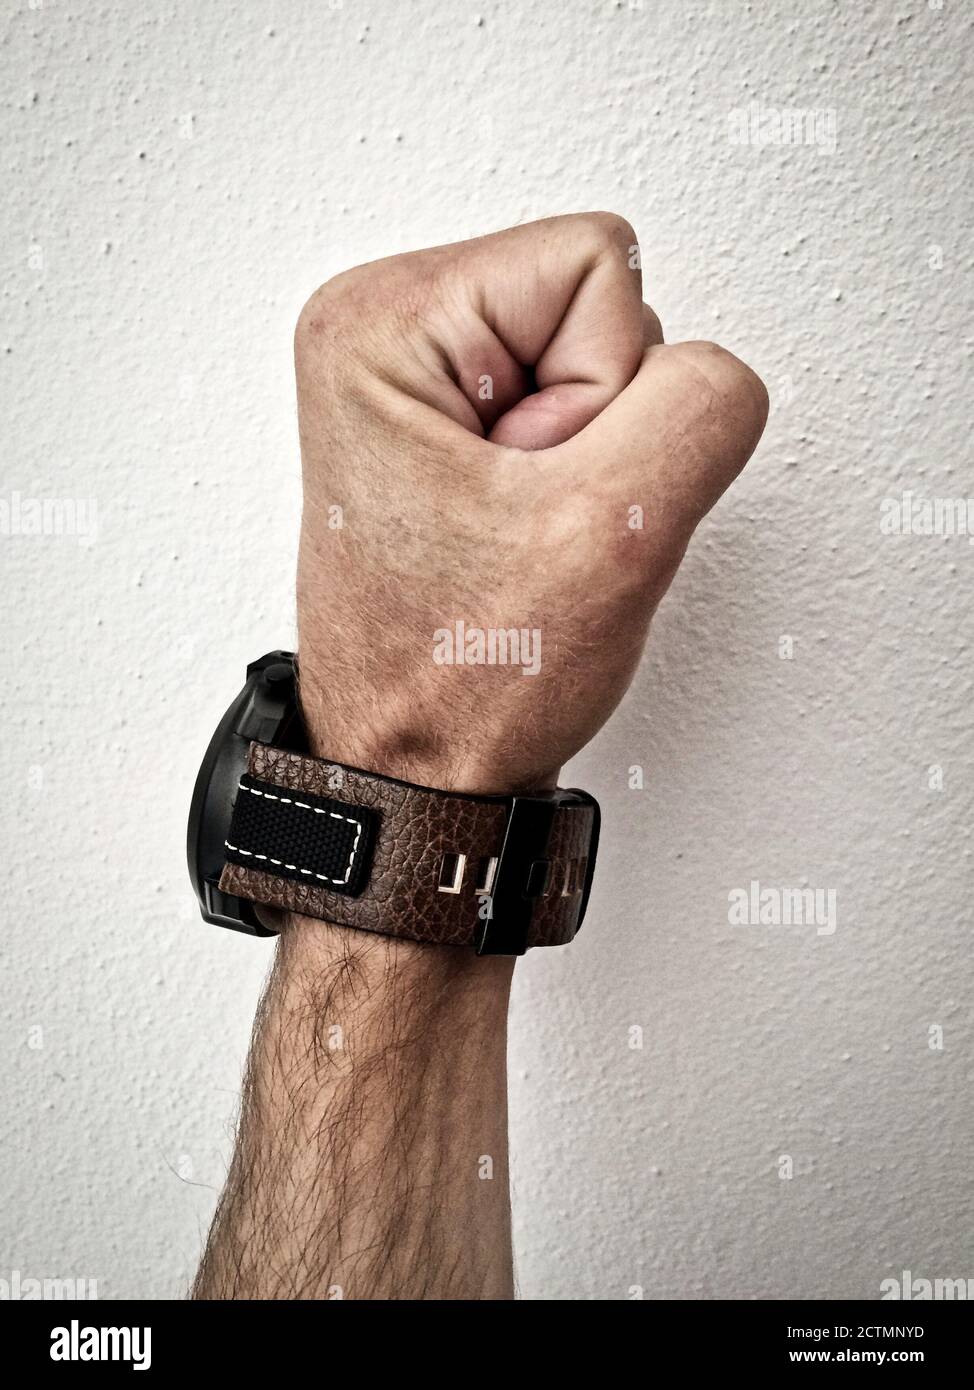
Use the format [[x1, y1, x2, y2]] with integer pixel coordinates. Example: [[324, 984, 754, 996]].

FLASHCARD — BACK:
[[187, 652, 600, 955]]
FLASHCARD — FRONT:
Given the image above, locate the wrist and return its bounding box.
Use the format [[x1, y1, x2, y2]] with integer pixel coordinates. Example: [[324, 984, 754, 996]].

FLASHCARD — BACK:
[[279, 910, 516, 994], [296, 675, 561, 796]]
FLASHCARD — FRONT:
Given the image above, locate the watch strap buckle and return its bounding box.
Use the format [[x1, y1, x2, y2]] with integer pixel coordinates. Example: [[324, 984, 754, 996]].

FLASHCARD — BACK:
[[475, 789, 600, 956]]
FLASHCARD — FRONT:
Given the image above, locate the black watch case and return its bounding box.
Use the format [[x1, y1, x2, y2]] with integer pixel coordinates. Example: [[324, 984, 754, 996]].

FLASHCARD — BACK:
[[187, 651, 304, 936]]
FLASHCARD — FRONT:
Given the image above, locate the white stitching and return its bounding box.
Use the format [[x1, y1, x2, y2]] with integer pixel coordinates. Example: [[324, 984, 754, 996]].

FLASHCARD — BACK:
[[225, 782, 363, 886]]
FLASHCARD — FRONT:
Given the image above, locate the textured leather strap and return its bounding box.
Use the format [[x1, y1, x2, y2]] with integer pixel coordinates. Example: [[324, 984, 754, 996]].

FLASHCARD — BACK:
[[219, 743, 598, 950]]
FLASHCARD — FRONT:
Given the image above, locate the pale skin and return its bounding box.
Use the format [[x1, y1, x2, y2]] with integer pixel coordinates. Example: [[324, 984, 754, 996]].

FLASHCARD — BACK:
[[192, 213, 768, 1300]]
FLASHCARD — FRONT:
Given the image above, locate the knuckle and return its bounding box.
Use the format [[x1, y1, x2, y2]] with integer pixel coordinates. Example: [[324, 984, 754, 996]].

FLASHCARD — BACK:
[[295, 267, 367, 350], [295, 255, 439, 364], [577, 210, 638, 255], [670, 339, 770, 437]]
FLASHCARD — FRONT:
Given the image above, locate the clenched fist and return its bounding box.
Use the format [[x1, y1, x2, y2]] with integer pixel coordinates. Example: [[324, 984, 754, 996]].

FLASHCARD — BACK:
[[294, 213, 768, 794]]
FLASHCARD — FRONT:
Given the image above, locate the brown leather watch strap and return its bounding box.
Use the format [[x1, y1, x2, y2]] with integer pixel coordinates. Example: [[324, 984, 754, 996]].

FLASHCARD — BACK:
[[218, 743, 598, 951]]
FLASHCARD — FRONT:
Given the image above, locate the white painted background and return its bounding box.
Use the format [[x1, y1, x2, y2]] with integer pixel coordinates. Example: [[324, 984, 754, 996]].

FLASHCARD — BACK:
[[2, 0, 971, 1301]]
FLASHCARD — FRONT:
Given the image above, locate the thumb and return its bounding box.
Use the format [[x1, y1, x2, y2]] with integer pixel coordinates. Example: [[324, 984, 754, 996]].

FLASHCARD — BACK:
[[554, 338, 770, 537]]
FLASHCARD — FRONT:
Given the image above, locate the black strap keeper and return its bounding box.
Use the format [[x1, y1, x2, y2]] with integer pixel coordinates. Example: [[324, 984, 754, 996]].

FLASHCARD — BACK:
[[223, 774, 376, 897]]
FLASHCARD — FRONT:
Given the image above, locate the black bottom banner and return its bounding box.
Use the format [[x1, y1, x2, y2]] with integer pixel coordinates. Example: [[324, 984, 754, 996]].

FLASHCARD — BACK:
[[0, 1297, 966, 1373]]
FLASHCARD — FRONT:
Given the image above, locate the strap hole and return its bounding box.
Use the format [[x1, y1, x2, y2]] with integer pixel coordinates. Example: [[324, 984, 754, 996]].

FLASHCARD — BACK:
[[437, 852, 467, 894], [473, 856, 499, 896]]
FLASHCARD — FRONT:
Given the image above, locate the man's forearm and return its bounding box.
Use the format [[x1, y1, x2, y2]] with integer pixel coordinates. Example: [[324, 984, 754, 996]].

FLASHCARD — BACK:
[[192, 213, 767, 1302], [193, 922, 515, 1300]]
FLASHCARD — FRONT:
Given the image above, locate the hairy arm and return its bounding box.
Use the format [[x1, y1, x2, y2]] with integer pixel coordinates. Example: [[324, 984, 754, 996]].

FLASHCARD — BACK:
[[193, 926, 514, 1300]]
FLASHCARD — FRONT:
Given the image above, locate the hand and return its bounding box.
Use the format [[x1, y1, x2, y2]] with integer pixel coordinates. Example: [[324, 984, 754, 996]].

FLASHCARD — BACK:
[[294, 212, 768, 794]]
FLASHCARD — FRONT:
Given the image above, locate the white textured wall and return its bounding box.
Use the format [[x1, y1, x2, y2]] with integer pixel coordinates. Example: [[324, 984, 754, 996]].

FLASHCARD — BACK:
[[2, 0, 971, 1301]]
